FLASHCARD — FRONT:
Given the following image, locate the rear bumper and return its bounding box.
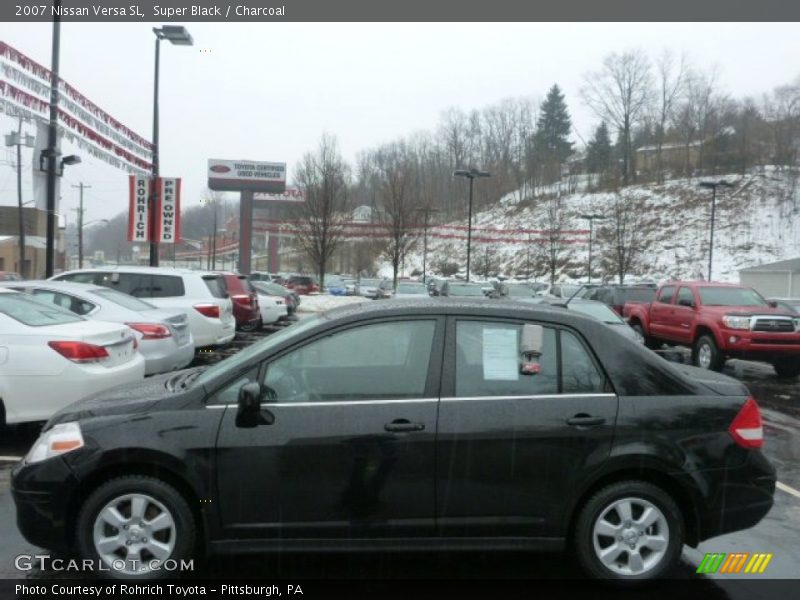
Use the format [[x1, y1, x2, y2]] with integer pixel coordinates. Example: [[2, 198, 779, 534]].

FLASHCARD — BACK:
[[696, 450, 776, 542], [140, 339, 196, 376]]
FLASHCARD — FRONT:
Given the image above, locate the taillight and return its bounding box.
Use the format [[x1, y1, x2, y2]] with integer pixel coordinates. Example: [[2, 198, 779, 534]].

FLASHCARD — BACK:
[[729, 397, 763, 449], [48, 341, 109, 364], [194, 303, 221, 318], [127, 323, 172, 340], [231, 294, 252, 307]]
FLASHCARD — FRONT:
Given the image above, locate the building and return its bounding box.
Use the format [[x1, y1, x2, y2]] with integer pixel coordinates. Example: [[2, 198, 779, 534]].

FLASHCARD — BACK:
[[739, 258, 800, 298], [0, 206, 66, 277]]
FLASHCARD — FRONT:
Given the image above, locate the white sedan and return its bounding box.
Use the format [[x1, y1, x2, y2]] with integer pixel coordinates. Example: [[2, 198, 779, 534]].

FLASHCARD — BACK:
[[0, 290, 145, 426], [254, 288, 289, 326]]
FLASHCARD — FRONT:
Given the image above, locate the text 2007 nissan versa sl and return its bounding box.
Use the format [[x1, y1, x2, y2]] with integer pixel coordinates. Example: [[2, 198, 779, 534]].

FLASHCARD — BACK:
[[12, 300, 775, 581]]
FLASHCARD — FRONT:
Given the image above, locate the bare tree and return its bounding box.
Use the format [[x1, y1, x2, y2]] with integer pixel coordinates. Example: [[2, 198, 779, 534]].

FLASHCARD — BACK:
[[598, 193, 651, 284], [535, 194, 573, 285], [652, 50, 688, 182], [375, 142, 420, 289], [292, 133, 351, 288], [582, 50, 653, 185]]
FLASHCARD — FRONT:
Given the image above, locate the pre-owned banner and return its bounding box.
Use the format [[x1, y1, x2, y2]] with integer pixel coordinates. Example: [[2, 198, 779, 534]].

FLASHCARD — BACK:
[[127, 175, 150, 242], [156, 177, 181, 244]]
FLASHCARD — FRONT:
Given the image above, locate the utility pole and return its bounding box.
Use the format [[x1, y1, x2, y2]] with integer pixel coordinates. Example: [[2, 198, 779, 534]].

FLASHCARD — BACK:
[[44, 4, 61, 278], [415, 206, 439, 282], [5, 116, 35, 277], [579, 214, 605, 283], [71, 183, 91, 268]]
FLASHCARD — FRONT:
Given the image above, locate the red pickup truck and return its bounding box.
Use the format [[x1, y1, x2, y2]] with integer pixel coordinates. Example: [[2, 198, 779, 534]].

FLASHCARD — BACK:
[[624, 281, 800, 377]]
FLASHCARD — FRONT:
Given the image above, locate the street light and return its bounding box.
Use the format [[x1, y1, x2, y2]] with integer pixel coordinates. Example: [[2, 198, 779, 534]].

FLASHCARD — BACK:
[[150, 25, 193, 268], [699, 180, 735, 282], [579, 213, 605, 283], [453, 168, 491, 282]]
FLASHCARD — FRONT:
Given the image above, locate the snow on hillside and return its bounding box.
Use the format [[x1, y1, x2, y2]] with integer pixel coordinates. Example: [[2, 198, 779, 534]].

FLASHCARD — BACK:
[[402, 167, 799, 284]]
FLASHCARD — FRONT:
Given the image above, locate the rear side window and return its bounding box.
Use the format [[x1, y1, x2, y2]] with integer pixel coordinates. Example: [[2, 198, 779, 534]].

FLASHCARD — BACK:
[[127, 275, 185, 298], [0, 293, 84, 326], [560, 330, 606, 393], [203, 275, 228, 299], [92, 288, 156, 311], [676, 287, 695, 307], [31, 290, 96, 316], [56, 272, 101, 284], [656, 286, 676, 304]]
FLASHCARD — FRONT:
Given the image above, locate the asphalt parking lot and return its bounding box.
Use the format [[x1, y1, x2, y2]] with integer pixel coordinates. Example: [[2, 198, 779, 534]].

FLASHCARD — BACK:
[[1, 328, 798, 597]]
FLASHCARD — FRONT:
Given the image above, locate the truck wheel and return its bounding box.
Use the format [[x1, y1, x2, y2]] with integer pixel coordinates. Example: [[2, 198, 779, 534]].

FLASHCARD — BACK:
[[631, 323, 661, 350], [773, 359, 800, 379], [574, 481, 684, 582], [692, 335, 725, 371]]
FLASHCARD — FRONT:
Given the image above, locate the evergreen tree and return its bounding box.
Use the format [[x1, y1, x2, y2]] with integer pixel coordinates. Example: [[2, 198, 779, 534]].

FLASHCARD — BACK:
[[535, 85, 574, 161], [586, 121, 613, 175]]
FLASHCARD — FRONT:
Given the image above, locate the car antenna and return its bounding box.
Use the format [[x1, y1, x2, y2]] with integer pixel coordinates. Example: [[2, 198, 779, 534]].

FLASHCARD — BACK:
[[566, 283, 597, 305]]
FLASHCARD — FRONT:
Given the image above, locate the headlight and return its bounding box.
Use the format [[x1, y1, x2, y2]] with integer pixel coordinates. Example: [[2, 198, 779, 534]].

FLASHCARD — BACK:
[[25, 422, 85, 464], [722, 315, 751, 330]]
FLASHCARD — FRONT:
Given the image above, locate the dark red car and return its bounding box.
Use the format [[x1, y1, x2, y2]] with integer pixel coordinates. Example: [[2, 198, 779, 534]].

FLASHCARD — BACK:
[[285, 275, 319, 295], [218, 272, 261, 331]]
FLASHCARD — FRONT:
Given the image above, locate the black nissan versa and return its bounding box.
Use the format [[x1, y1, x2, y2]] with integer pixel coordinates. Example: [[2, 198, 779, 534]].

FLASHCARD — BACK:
[[12, 300, 775, 582]]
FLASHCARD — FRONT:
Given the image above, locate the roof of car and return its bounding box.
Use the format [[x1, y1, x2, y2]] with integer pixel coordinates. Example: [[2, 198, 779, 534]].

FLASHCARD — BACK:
[[54, 266, 221, 277]]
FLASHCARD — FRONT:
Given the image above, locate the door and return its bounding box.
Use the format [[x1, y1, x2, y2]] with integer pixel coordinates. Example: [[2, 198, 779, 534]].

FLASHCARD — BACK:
[[436, 318, 617, 538], [648, 285, 676, 339], [214, 318, 443, 540], [670, 286, 697, 344]]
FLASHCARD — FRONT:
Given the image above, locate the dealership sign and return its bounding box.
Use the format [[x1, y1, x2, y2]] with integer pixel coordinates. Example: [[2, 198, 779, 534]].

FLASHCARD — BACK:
[[127, 175, 182, 244], [253, 187, 305, 204], [207, 159, 286, 193]]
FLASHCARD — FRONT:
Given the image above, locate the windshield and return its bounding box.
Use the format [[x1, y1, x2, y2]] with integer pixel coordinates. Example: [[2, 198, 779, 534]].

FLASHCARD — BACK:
[[698, 287, 768, 307], [195, 314, 323, 388], [570, 302, 623, 324], [0, 292, 84, 327], [326, 277, 345, 286], [253, 281, 289, 296], [360, 279, 382, 286], [506, 285, 534, 297], [448, 285, 485, 296], [91, 288, 157, 311]]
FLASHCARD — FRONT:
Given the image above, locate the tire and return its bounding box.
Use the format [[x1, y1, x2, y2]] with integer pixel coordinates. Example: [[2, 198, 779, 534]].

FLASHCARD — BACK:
[[239, 318, 261, 333], [773, 358, 800, 379], [574, 481, 684, 583], [75, 476, 196, 580], [692, 334, 725, 371], [631, 323, 660, 350]]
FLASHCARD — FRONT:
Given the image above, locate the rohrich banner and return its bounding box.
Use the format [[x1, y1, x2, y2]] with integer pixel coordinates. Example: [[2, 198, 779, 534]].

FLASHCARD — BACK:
[[127, 175, 182, 244]]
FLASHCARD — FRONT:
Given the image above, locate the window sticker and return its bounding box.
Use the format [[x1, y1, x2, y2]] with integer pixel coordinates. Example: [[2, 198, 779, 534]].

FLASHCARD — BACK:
[[482, 328, 519, 381]]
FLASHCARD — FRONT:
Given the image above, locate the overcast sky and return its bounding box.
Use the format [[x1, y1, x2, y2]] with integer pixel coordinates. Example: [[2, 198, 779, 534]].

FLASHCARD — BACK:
[[1, 22, 799, 224]]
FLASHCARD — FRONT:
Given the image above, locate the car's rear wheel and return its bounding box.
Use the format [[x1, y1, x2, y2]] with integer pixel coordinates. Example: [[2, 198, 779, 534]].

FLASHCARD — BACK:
[[575, 481, 683, 583], [692, 335, 725, 371], [773, 358, 800, 379], [76, 476, 195, 580], [239, 318, 262, 332]]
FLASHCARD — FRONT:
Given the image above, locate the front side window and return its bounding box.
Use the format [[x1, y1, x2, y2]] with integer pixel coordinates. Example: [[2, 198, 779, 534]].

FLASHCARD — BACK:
[[657, 286, 676, 304], [263, 320, 436, 402]]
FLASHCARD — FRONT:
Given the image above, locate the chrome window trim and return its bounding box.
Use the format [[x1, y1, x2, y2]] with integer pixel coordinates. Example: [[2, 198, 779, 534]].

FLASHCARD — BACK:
[[206, 393, 615, 408]]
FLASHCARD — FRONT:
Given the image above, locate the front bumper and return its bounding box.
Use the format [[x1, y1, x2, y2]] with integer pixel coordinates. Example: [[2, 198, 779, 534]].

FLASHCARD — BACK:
[[719, 329, 800, 358], [11, 457, 79, 552]]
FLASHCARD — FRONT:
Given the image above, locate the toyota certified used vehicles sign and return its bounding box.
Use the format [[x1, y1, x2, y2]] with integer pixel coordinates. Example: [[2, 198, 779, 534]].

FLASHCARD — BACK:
[[207, 158, 287, 193]]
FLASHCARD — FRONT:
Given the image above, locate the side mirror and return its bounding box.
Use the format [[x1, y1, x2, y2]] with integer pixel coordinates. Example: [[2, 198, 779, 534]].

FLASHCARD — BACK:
[[236, 382, 265, 428], [768, 300, 778, 308]]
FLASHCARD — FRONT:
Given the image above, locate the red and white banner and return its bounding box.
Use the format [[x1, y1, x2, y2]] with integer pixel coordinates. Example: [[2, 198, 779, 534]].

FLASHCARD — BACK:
[[156, 178, 181, 244], [128, 176, 181, 243], [128, 175, 150, 242]]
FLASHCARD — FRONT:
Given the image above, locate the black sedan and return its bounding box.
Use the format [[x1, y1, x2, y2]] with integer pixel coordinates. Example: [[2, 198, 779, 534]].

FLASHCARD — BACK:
[[12, 299, 775, 581]]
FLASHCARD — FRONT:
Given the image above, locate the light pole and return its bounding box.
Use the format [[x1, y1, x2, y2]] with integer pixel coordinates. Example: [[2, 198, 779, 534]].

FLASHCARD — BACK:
[[415, 206, 439, 282], [699, 180, 734, 282], [150, 25, 193, 267], [77, 218, 109, 269], [453, 168, 491, 282], [579, 213, 605, 283], [44, 2, 61, 278], [5, 117, 35, 277]]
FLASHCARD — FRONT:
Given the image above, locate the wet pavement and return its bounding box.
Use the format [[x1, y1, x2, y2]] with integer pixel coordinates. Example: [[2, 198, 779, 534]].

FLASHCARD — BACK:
[[0, 328, 798, 595]]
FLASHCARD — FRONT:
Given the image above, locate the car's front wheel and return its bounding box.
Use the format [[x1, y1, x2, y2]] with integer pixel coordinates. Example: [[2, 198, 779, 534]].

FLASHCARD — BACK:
[[75, 476, 196, 580], [692, 334, 725, 371], [574, 481, 684, 583]]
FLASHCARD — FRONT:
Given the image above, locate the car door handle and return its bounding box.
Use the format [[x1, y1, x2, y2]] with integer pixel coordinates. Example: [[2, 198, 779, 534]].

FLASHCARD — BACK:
[[384, 419, 425, 433], [566, 414, 606, 428]]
